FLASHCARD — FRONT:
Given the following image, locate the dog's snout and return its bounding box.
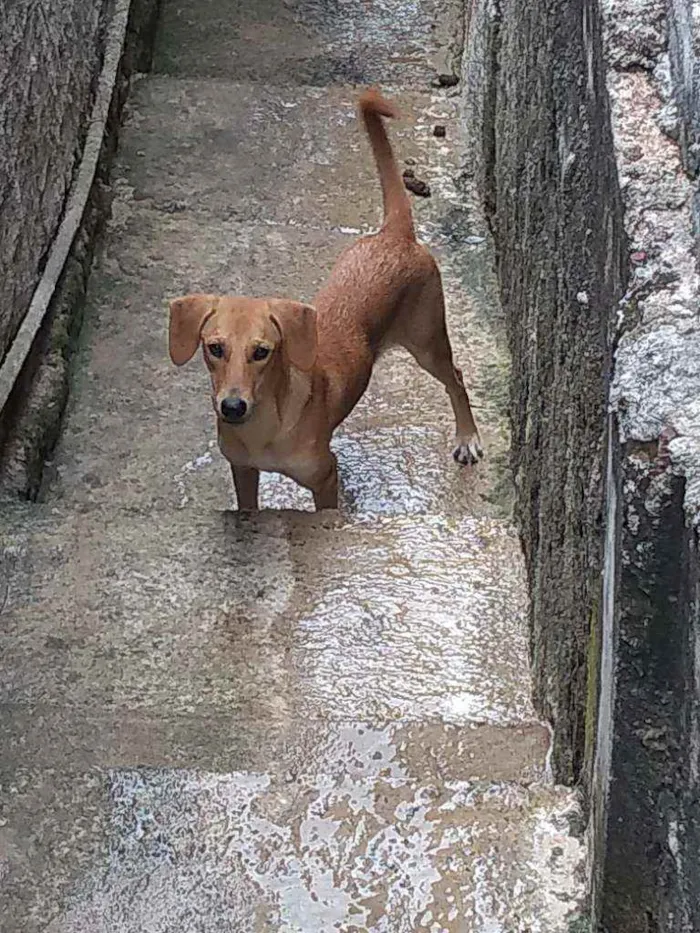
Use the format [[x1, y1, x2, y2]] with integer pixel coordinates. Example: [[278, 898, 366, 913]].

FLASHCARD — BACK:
[[220, 395, 248, 423]]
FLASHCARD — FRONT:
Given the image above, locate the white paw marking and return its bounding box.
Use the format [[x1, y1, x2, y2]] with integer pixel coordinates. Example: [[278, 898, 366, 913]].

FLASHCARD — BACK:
[[452, 436, 484, 466]]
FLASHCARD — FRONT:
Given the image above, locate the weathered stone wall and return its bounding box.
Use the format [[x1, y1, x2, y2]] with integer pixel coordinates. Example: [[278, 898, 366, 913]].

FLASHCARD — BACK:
[[594, 466, 700, 930], [668, 0, 700, 184], [0, 0, 161, 499], [463, 0, 700, 926], [0, 0, 109, 363], [464, 0, 627, 785], [594, 0, 700, 928]]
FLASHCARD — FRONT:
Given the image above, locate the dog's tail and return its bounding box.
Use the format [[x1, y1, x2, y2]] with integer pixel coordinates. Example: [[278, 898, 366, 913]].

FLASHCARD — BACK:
[[358, 88, 414, 239]]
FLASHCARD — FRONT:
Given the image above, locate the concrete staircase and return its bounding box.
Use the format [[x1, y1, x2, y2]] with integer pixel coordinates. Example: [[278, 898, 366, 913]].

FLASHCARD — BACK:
[[0, 1, 587, 929]]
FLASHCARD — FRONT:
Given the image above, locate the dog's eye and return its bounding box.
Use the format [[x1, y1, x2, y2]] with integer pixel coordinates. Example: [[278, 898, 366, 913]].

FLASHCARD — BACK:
[[252, 345, 270, 362], [208, 343, 224, 359]]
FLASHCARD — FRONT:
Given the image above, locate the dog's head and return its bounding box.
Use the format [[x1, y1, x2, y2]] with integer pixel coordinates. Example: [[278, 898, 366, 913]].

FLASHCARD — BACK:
[[168, 294, 317, 424]]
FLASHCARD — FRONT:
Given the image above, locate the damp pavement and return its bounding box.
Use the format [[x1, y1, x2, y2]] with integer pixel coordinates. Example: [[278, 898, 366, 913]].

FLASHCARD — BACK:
[[0, 1, 587, 930]]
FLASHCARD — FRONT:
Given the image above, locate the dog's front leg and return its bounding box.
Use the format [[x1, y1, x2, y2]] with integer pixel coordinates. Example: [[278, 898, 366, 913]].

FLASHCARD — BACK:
[[286, 450, 339, 510], [231, 464, 260, 511], [306, 454, 339, 511], [312, 466, 338, 510]]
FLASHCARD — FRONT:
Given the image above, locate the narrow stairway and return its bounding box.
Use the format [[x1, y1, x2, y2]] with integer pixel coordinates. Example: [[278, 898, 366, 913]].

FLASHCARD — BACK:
[[0, 1, 587, 930]]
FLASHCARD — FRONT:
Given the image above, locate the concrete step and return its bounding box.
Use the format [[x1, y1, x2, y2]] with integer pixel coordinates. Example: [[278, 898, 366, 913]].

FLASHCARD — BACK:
[[152, 0, 463, 88], [0, 504, 587, 929], [117, 79, 464, 231], [2, 764, 585, 933], [1, 704, 550, 781], [2, 507, 532, 729], [0, 0, 590, 925]]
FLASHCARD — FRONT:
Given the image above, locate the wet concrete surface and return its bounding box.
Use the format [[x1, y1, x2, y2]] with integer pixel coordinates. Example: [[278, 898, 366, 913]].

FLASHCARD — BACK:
[[2, 764, 584, 933], [114, 82, 460, 228], [152, 0, 463, 87], [1, 511, 530, 723], [45, 110, 509, 513], [0, 0, 586, 928]]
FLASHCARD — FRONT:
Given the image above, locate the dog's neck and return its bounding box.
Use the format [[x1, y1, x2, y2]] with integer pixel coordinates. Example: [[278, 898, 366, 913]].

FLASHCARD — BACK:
[[278, 364, 313, 433]]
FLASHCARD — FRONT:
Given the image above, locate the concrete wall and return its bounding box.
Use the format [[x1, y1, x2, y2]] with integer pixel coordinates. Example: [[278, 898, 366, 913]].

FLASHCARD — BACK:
[[0, 0, 160, 499], [463, 0, 626, 785], [596, 0, 700, 928], [463, 0, 700, 927], [0, 0, 109, 363]]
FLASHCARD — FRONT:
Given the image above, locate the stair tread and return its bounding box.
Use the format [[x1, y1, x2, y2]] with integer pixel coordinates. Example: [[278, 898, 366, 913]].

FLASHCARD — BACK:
[[117, 79, 461, 229], [151, 0, 462, 88], [49, 178, 507, 516], [2, 764, 585, 933], [2, 508, 531, 728], [0, 0, 589, 926]]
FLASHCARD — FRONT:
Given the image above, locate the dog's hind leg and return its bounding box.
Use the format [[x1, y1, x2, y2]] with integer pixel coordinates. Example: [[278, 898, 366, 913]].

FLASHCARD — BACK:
[[400, 273, 483, 465]]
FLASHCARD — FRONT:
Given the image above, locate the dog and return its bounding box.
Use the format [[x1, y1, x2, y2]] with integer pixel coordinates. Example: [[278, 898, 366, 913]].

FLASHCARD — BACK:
[[168, 89, 483, 511]]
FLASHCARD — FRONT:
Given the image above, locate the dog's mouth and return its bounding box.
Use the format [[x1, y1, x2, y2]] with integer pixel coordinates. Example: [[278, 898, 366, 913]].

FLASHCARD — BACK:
[[219, 409, 253, 426], [220, 412, 249, 426]]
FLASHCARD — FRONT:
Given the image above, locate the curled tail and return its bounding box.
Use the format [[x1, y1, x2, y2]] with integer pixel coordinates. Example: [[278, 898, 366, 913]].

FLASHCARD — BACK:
[[357, 88, 414, 239]]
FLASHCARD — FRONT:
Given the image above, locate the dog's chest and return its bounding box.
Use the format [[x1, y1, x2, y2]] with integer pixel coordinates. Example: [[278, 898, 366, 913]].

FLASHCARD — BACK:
[[218, 426, 299, 473]]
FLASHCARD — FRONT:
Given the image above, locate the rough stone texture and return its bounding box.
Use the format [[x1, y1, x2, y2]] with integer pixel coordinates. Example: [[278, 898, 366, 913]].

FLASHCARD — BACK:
[[465, 0, 700, 927], [0, 0, 161, 499], [594, 1, 700, 929], [596, 465, 700, 932], [0, 0, 108, 363], [466, 0, 626, 784], [667, 0, 700, 243], [460, 0, 499, 215]]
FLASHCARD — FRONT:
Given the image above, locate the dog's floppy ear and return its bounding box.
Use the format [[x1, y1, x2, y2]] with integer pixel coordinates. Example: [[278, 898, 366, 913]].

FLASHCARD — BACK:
[[168, 294, 217, 365], [269, 300, 318, 372]]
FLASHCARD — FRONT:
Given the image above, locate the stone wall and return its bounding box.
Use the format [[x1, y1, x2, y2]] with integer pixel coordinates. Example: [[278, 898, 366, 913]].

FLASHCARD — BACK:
[[0, 0, 160, 498], [463, 0, 627, 785], [0, 0, 109, 363], [463, 0, 700, 927], [595, 0, 700, 928]]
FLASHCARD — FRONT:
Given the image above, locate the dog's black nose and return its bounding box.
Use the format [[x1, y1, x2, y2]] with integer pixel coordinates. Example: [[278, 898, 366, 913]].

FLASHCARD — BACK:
[[220, 396, 248, 423]]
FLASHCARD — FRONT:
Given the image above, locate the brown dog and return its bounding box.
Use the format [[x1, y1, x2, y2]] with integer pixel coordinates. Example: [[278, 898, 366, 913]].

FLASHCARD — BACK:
[[168, 89, 482, 511]]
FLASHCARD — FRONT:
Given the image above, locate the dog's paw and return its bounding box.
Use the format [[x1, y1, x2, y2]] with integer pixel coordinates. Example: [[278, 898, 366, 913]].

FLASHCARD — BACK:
[[453, 436, 484, 466]]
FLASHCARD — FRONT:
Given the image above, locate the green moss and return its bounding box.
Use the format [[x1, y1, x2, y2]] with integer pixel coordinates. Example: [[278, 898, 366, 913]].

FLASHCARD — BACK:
[[568, 914, 592, 933]]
